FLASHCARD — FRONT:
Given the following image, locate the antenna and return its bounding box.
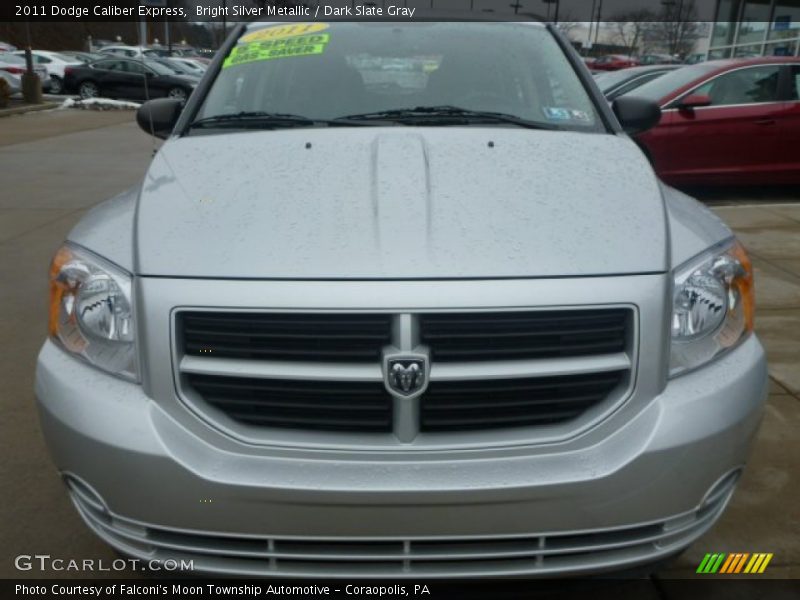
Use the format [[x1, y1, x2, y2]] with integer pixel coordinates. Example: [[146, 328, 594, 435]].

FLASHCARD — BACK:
[[139, 0, 157, 155]]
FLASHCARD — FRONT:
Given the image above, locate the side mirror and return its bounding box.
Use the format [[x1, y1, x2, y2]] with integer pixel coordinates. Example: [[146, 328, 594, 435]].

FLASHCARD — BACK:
[[611, 96, 662, 136], [136, 98, 183, 139], [677, 94, 712, 110]]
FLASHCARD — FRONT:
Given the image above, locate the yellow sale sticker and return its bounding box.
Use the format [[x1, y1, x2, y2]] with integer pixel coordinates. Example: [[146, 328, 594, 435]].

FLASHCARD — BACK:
[[223, 34, 331, 69], [240, 23, 329, 44]]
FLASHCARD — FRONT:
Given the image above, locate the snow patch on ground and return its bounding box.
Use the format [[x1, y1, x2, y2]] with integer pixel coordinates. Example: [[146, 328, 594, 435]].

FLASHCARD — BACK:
[[60, 97, 141, 111]]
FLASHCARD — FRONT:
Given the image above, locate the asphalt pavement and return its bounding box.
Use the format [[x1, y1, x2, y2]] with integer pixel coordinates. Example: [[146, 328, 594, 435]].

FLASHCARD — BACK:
[[0, 109, 798, 583]]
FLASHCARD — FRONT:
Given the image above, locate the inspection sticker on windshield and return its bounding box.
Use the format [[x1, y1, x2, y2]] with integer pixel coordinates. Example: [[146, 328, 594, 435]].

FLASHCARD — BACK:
[[223, 33, 331, 69], [543, 107, 590, 122]]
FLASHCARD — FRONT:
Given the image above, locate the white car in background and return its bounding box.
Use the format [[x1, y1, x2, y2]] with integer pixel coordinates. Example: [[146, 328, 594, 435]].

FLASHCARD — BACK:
[[12, 50, 81, 94], [0, 53, 50, 91], [97, 45, 159, 59], [0, 69, 21, 95]]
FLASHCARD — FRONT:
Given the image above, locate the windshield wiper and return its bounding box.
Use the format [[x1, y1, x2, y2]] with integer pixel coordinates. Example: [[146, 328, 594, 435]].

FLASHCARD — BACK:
[[189, 111, 381, 130], [189, 111, 320, 129], [334, 106, 559, 130]]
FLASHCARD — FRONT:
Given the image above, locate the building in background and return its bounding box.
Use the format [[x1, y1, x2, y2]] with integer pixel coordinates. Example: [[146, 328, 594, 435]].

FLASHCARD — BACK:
[[710, 0, 800, 57]]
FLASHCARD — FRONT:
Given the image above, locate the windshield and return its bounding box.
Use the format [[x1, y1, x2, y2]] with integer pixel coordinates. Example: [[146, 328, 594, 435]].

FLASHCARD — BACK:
[[144, 59, 178, 76], [625, 63, 721, 103], [194, 22, 603, 132], [157, 58, 189, 74]]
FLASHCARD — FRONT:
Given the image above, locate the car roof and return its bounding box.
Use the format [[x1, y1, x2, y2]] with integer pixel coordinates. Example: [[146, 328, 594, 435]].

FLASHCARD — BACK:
[[613, 64, 681, 74]]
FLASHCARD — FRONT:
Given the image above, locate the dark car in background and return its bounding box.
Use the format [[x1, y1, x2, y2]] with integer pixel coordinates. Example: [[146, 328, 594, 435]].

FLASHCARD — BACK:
[[595, 65, 681, 101], [151, 57, 202, 81], [64, 57, 196, 102], [630, 57, 800, 186]]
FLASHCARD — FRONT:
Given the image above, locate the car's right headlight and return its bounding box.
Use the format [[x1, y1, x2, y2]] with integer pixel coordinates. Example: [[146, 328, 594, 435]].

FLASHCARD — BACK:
[[48, 244, 138, 381], [670, 239, 754, 377]]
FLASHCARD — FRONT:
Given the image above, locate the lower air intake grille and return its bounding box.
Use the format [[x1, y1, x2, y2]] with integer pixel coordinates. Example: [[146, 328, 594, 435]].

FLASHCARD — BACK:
[[186, 374, 393, 432], [421, 371, 626, 431]]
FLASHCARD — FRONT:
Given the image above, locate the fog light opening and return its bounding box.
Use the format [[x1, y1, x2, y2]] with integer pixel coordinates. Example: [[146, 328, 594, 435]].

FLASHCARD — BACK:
[[62, 472, 109, 514], [701, 468, 743, 508]]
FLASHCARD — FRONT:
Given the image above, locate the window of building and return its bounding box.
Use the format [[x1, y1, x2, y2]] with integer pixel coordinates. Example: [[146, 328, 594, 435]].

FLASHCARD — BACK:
[[769, 1, 800, 40], [712, 0, 743, 46], [738, 0, 773, 44]]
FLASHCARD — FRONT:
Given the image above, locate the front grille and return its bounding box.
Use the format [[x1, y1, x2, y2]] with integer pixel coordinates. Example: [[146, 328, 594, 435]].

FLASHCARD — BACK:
[[420, 309, 628, 362], [181, 312, 392, 362], [421, 371, 626, 432], [186, 374, 392, 432], [177, 307, 634, 437]]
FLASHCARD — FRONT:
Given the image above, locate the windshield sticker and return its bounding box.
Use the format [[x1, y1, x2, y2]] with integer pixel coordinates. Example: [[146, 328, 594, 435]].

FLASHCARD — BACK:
[[240, 23, 329, 44], [542, 107, 572, 121], [543, 107, 591, 123], [223, 33, 331, 69], [569, 109, 591, 122]]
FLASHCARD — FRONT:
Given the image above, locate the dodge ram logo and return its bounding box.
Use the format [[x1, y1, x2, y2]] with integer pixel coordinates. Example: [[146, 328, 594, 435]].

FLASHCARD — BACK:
[[385, 357, 427, 397]]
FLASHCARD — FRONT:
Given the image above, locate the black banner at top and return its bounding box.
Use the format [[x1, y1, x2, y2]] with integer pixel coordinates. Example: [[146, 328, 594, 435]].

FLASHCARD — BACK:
[[2, 0, 723, 23]]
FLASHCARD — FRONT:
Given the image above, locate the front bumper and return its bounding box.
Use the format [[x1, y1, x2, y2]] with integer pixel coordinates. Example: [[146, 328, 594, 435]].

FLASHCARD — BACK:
[[35, 336, 767, 577]]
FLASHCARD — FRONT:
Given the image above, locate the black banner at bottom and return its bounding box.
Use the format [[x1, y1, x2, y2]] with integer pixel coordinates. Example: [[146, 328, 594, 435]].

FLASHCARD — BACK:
[[4, 579, 800, 600]]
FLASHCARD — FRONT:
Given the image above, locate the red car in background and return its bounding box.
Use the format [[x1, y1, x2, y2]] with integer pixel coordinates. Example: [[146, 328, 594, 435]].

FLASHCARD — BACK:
[[592, 54, 640, 71], [631, 57, 800, 186]]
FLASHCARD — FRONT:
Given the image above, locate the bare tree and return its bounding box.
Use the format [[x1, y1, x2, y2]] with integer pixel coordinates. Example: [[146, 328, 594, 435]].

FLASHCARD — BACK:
[[608, 10, 656, 56], [642, 0, 701, 58], [555, 11, 581, 42]]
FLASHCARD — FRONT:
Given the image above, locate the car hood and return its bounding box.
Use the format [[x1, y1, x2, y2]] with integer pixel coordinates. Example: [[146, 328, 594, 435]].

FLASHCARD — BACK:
[[135, 128, 667, 279]]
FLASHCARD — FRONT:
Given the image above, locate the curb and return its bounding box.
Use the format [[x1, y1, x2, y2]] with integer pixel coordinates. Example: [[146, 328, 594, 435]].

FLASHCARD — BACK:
[[0, 102, 59, 118]]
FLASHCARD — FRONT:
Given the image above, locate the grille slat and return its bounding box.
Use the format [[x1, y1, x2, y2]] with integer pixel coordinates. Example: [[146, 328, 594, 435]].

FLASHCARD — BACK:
[[182, 312, 392, 362], [421, 371, 625, 432], [420, 309, 628, 362], [186, 373, 392, 432]]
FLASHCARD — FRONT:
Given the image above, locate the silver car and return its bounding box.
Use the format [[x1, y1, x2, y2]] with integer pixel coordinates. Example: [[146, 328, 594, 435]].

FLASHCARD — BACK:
[[36, 19, 767, 578]]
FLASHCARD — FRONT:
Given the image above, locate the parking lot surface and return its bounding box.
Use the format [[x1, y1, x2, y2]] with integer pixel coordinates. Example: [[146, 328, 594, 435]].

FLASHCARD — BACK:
[[0, 110, 798, 584]]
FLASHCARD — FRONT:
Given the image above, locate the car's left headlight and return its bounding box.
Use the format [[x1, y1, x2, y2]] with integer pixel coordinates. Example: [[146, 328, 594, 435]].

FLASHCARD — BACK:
[[48, 244, 138, 381], [670, 239, 754, 377]]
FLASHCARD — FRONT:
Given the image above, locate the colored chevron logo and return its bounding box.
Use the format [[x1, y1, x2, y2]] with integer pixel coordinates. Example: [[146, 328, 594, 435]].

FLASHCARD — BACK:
[[696, 552, 774, 574]]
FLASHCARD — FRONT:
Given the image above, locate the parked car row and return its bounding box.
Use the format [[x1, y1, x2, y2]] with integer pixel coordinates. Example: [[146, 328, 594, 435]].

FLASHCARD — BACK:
[[63, 57, 198, 103], [0, 43, 211, 96], [586, 53, 689, 72]]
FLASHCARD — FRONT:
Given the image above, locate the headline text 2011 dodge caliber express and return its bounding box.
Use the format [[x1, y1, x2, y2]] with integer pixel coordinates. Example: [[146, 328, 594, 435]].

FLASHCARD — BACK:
[[35, 19, 768, 577]]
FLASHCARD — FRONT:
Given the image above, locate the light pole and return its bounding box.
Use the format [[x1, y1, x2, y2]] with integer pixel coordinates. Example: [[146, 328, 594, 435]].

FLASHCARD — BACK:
[[594, 0, 604, 46]]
